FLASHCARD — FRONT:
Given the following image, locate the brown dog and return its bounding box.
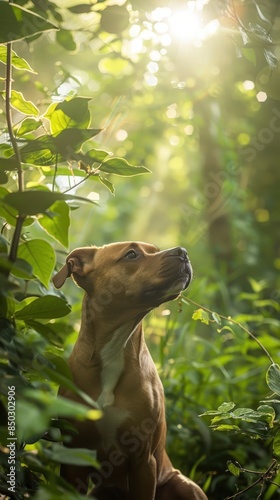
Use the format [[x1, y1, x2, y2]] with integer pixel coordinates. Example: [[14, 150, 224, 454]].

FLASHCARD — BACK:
[[53, 241, 207, 500]]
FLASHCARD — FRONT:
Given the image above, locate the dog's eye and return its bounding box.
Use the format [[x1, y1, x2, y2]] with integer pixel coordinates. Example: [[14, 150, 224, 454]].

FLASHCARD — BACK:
[[125, 250, 138, 260]]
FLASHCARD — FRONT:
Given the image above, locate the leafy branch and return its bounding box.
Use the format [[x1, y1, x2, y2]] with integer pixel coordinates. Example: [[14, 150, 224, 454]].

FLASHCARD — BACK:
[[225, 459, 279, 499], [183, 296, 274, 364]]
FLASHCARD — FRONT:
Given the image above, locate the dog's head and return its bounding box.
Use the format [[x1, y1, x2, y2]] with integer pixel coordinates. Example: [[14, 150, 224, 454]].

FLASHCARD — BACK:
[[53, 242, 192, 315]]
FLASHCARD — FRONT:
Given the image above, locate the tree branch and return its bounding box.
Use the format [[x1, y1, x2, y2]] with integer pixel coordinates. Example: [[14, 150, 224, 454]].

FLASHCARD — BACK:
[[5, 41, 26, 263]]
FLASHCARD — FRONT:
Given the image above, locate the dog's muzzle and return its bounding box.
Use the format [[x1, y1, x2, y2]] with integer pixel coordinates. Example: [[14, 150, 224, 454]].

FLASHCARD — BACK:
[[144, 246, 192, 302]]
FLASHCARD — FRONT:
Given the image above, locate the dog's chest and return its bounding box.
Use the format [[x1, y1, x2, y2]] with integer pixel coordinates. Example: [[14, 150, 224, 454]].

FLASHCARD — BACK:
[[95, 405, 130, 452], [97, 323, 136, 408]]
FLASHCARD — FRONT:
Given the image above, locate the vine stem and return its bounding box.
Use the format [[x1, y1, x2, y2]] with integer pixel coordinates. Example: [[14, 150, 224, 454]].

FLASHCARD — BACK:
[[5, 40, 25, 263], [184, 296, 275, 365]]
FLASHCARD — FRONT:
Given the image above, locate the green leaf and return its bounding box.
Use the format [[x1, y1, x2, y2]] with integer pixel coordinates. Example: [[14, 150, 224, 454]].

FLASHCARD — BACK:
[[16, 239, 55, 287], [227, 461, 241, 477], [38, 200, 70, 248], [56, 29, 77, 51], [11, 90, 39, 116], [25, 319, 67, 347], [0, 2, 58, 43], [217, 402, 236, 413], [0, 171, 8, 184], [45, 97, 91, 134], [192, 308, 210, 325], [248, 277, 267, 293], [85, 148, 109, 163], [257, 405, 275, 427], [212, 312, 222, 325], [242, 48, 257, 66], [11, 258, 34, 280], [3, 190, 97, 216], [17, 128, 102, 166], [273, 430, 280, 457], [43, 443, 99, 467], [15, 295, 71, 320], [99, 176, 115, 194], [100, 5, 129, 34], [0, 187, 34, 227], [99, 158, 150, 176], [266, 363, 280, 396], [68, 4, 93, 14], [16, 118, 42, 136], [213, 424, 240, 432], [17, 390, 101, 442], [0, 46, 36, 73]]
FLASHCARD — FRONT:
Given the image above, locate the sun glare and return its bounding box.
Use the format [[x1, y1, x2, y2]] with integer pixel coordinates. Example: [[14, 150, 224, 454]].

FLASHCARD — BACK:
[[169, 9, 202, 43], [127, 2, 220, 86]]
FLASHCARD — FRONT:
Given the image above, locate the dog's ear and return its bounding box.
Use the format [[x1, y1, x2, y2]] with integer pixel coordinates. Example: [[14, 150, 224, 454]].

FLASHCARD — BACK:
[[52, 247, 96, 289], [52, 261, 71, 289]]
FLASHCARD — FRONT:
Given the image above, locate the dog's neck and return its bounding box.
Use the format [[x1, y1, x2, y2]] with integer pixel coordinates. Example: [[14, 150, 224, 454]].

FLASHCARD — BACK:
[[72, 294, 147, 407]]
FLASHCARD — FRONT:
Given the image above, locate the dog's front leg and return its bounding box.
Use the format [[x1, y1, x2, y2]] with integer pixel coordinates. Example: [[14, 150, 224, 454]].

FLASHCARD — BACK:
[[128, 454, 157, 500]]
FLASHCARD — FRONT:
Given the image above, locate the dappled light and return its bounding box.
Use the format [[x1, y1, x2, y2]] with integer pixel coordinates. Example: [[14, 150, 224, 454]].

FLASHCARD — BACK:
[[1, 0, 280, 499]]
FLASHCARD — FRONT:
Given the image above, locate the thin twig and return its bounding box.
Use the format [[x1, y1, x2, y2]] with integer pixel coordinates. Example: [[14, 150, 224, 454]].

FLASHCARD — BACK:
[[184, 297, 274, 365], [5, 43, 23, 193], [5, 37, 26, 263], [225, 460, 278, 499]]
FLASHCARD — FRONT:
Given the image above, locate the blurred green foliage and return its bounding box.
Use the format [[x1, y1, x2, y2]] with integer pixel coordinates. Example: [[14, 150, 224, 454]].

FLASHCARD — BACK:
[[0, 0, 280, 498]]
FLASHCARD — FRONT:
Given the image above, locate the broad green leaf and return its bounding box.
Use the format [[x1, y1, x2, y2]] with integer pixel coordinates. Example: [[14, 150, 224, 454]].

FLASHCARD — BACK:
[[17, 128, 102, 166], [15, 295, 70, 320], [0, 187, 34, 227], [217, 402, 235, 413], [16, 239, 55, 287], [24, 389, 100, 418], [266, 363, 280, 396], [26, 319, 70, 347], [43, 443, 99, 467], [11, 90, 39, 116], [0, 157, 18, 171], [0, 171, 8, 184], [45, 97, 91, 134], [100, 5, 129, 34], [227, 461, 241, 477], [85, 148, 109, 163], [192, 308, 210, 325], [0, 2, 58, 43], [38, 200, 70, 248], [3, 190, 97, 216], [17, 391, 100, 442], [11, 258, 33, 280], [0, 46, 36, 73], [257, 405, 275, 427], [273, 430, 280, 457], [230, 407, 268, 423], [99, 158, 150, 176], [56, 29, 77, 51], [16, 118, 42, 136]]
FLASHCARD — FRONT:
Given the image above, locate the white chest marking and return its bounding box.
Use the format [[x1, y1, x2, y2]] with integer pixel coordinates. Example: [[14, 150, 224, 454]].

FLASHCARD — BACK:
[[97, 323, 136, 408], [96, 406, 130, 451]]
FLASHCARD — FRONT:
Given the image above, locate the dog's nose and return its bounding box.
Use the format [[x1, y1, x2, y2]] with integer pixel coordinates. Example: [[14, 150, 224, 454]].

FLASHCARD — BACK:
[[169, 247, 189, 260]]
